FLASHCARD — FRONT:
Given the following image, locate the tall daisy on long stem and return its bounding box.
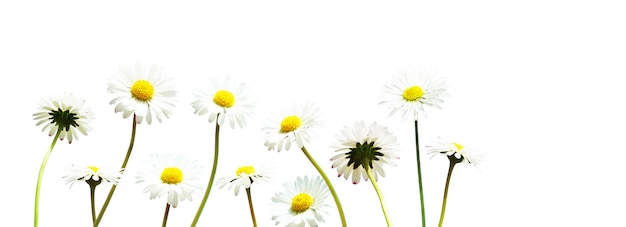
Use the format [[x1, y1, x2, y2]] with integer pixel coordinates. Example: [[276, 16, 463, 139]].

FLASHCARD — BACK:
[[262, 102, 347, 227], [190, 76, 255, 226], [95, 62, 177, 226], [427, 138, 480, 227], [63, 165, 123, 224], [380, 66, 448, 227], [216, 163, 270, 227], [331, 121, 400, 227], [32, 93, 93, 227]]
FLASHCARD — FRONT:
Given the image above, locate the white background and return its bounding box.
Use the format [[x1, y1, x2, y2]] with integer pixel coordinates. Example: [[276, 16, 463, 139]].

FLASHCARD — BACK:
[[2, 1, 626, 226]]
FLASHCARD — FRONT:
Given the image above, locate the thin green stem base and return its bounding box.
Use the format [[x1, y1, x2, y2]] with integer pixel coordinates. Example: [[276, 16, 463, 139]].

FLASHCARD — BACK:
[[246, 188, 258, 227], [414, 120, 426, 227], [438, 161, 457, 227], [365, 167, 392, 227], [191, 121, 221, 226], [34, 128, 62, 227]]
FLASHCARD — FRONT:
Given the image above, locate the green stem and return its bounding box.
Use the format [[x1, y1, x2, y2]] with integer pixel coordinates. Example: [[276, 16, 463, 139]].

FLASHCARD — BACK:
[[245, 188, 258, 227], [414, 120, 426, 227], [191, 121, 221, 226], [365, 166, 392, 227], [94, 114, 138, 227], [438, 161, 457, 227], [34, 128, 62, 227], [162, 203, 171, 227], [300, 146, 347, 227], [90, 184, 97, 224]]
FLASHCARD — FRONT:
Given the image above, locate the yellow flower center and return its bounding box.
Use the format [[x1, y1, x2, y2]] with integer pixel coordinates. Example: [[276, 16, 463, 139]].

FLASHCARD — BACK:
[[236, 166, 256, 176], [453, 142, 464, 151], [280, 115, 302, 133], [87, 166, 99, 173], [403, 85, 424, 101], [160, 167, 184, 184], [213, 90, 235, 108], [290, 193, 314, 213], [130, 80, 155, 101]]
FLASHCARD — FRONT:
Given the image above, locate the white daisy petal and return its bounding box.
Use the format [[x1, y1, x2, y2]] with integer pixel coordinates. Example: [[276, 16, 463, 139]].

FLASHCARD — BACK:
[[262, 102, 322, 152], [33, 93, 94, 144], [270, 176, 331, 227], [63, 165, 123, 188], [191, 76, 255, 129], [426, 137, 482, 167], [216, 163, 271, 196]]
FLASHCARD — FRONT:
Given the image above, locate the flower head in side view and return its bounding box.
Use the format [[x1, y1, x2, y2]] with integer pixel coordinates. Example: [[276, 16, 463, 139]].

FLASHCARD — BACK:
[[331, 121, 400, 184], [107, 61, 177, 124], [63, 165, 123, 187], [191, 76, 255, 129], [136, 153, 204, 208], [216, 164, 270, 196], [270, 175, 331, 227], [380, 66, 448, 120], [33, 93, 94, 144], [262, 102, 322, 152], [426, 137, 481, 167]]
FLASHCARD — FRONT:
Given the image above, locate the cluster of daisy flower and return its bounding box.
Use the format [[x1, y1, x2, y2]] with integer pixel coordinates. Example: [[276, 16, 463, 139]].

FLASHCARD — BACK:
[[32, 62, 480, 227]]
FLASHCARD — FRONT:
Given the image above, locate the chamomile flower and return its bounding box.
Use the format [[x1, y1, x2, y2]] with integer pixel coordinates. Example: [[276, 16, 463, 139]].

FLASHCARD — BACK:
[[136, 153, 204, 208], [380, 66, 448, 120], [331, 121, 399, 184], [426, 138, 480, 166], [262, 102, 322, 152], [32, 93, 94, 144], [63, 165, 123, 187], [270, 176, 331, 227], [216, 164, 270, 196], [191, 76, 255, 129], [107, 62, 177, 124]]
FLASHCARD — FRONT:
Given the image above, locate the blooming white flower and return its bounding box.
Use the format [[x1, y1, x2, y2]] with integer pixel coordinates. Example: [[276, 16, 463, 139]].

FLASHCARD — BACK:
[[107, 62, 177, 124], [136, 153, 204, 208], [33, 93, 94, 144], [270, 176, 331, 227], [63, 165, 123, 187], [380, 66, 448, 120], [331, 121, 400, 184], [262, 102, 322, 152], [216, 164, 270, 196], [426, 137, 480, 166], [191, 76, 255, 129]]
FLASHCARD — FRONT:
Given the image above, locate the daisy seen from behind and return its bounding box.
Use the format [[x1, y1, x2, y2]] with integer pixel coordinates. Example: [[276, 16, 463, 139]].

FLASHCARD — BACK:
[[63, 165, 123, 224], [32, 93, 93, 227], [191, 76, 255, 129], [136, 153, 204, 226], [262, 101, 321, 152], [270, 175, 331, 227], [216, 163, 271, 227], [331, 121, 399, 226], [107, 61, 177, 125], [426, 137, 482, 227]]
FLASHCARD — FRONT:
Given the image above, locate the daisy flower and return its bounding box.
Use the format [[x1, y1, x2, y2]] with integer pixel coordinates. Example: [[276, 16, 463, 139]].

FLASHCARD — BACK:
[[136, 153, 204, 208], [262, 102, 322, 152], [33, 93, 94, 144], [380, 66, 448, 120], [331, 121, 400, 184], [63, 165, 123, 187], [216, 164, 270, 196], [191, 76, 255, 129], [270, 175, 331, 227], [107, 61, 177, 124], [426, 138, 481, 167]]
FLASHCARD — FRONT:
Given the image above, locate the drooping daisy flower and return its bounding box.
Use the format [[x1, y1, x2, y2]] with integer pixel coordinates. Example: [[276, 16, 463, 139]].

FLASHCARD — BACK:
[[426, 138, 480, 167], [270, 176, 331, 227], [136, 153, 204, 208], [33, 93, 94, 144], [262, 102, 322, 152], [380, 66, 448, 120], [331, 121, 400, 184], [191, 76, 255, 129], [216, 164, 270, 196], [63, 165, 123, 187], [107, 61, 177, 124]]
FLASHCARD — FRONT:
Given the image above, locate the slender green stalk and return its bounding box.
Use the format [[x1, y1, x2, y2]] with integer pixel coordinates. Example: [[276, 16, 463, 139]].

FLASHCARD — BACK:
[[438, 161, 457, 227], [94, 115, 138, 227], [365, 166, 392, 227], [90, 184, 97, 224], [300, 146, 347, 227], [34, 128, 62, 227], [245, 188, 258, 227], [414, 120, 426, 227], [191, 121, 221, 226], [162, 203, 171, 227]]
